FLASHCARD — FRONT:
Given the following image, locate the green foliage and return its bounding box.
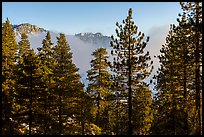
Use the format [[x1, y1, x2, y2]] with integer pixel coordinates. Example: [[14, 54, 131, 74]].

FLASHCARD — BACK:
[[152, 2, 202, 135], [179, 2, 202, 135], [110, 8, 153, 135], [52, 33, 84, 135], [87, 48, 113, 134], [2, 4, 201, 135], [132, 85, 153, 135], [2, 18, 19, 135], [37, 31, 54, 135], [15, 33, 44, 135]]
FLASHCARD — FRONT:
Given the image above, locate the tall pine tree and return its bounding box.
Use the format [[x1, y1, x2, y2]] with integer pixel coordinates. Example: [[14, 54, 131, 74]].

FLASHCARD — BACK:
[[152, 2, 202, 135], [2, 18, 19, 135], [52, 33, 84, 135], [110, 8, 153, 135], [15, 33, 44, 135], [37, 31, 54, 135], [179, 2, 202, 135], [152, 24, 188, 135], [87, 48, 113, 134]]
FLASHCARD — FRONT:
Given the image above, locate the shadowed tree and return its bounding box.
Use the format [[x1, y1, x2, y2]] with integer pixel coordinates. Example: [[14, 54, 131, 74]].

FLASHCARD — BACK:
[[2, 18, 18, 135], [37, 31, 54, 135], [110, 8, 153, 135], [87, 48, 113, 134], [52, 33, 84, 135]]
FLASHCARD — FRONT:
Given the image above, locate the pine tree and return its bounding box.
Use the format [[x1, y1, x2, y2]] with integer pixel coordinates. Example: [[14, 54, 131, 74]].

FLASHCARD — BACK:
[[132, 84, 153, 135], [109, 57, 128, 135], [110, 8, 153, 135], [152, 11, 201, 133], [2, 18, 19, 135], [87, 48, 113, 134], [179, 2, 202, 135], [152, 24, 186, 135], [37, 31, 54, 135], [52, 33, 84, 135], [152, 2, 202, 135], [176, 14, 193, 135], [15, 33, 44, 135]]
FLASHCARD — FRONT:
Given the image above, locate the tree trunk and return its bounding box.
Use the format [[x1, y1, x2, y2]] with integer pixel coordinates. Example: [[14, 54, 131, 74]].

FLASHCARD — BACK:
[[195, 2, 201, 135], [96, 93, 100, 126], [183, 41, 188, 135], [128, 20, 133, 135], [81, 108, 85, 135], [59, 85, 62, 135], [29, 64, 33, 135], [44, 90, 47, 135]]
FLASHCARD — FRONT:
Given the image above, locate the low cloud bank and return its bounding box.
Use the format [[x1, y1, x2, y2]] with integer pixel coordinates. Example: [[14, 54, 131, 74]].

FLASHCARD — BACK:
[[15, 25, 170, 91]]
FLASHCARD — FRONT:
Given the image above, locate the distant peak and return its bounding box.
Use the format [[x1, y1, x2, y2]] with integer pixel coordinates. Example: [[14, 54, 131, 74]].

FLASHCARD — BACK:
[[75, 32, 111, 47], [75, 32, 104, 37], [12, 23, 47, 35]]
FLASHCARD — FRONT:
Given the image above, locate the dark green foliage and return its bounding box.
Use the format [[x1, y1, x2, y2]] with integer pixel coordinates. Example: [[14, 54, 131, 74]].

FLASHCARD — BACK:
[[132, 84, 153, 135], [52, 33, 84, 135], [2, 18, 19, 135], [152, 2, 202, 135], [179, 2, 202, 135], [14, 33, 45, 135], [87, 48, 113, 134], [110, 8, 153, 135], [2, 4, 202, 135], [37, 31, 54, 135]]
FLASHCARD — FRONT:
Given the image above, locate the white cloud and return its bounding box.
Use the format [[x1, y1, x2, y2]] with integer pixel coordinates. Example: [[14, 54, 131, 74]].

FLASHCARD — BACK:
[[15, 25, 170, 91], [16, 32, 100, 87], [144, 24, 170, 93], [145, 24, 170, 72]]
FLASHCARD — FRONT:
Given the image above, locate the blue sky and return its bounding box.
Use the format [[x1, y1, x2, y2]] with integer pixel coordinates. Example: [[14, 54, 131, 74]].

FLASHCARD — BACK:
[[2, 2, 182, 36]]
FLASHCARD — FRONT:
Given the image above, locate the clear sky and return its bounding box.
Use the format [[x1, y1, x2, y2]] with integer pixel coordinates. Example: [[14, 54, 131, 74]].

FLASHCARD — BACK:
[[2, 2, 182, 36]]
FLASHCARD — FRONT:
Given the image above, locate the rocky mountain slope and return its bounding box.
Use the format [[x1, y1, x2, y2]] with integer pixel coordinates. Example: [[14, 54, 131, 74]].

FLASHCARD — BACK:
[[11, 23, 112, 87], [12, 23, 111, 48], [75, 32, 111, 47], [12, 23, 46, 36]]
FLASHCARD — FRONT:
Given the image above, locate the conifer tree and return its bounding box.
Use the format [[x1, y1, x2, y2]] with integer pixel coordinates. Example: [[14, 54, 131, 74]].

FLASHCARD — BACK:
[[37, 31, 54, 135], [152, 2, 202, 135], [87, 48, 113, 134], [52, 33, 84, 135], [110, 8, 153, 135], [2, 18, 18, 135], [15, 33, 44, 135], [179, 2, 202, 135], [132, 84, 153, 135], [152, 24, 188, 135], [152, 12, 201, 133], [175, 14, 193, 135]]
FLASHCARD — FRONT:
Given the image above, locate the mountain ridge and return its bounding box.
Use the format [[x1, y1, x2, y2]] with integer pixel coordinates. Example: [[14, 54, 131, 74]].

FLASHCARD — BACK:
[[12, 23, 112, 88], [75, 32, 111, 47], [11, 23, 111, 42], [11, 23, 47, 36]]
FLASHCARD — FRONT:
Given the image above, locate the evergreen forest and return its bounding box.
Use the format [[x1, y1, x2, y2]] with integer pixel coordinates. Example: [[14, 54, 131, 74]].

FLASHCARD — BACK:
[[2, 2, 202, 135]]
